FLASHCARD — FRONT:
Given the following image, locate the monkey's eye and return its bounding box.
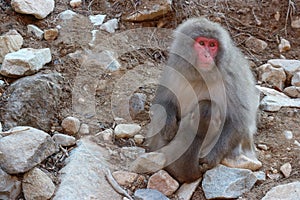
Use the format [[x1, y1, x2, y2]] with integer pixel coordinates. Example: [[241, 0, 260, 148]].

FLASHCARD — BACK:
[[209, 42, 216, 47], [199, 41, 205, 46]]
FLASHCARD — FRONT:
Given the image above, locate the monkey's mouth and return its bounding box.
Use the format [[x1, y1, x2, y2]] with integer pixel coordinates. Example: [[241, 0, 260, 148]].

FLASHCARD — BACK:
[[197, 62, 214, 71]]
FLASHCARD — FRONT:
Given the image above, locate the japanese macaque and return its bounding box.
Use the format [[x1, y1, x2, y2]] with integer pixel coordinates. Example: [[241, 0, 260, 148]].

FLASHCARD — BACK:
[[146, 17, 262, 183]]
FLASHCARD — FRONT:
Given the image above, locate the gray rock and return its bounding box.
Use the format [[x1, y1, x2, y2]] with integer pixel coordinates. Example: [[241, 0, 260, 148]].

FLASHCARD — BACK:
[[61, 116, 81, 135], [58, 10, 78, 20], [257, 86, 300, 111], [0, 168, 21, 200], [0, 29, 23, 63], [0, 73, 63, 131], [100, 18, 118, 33], [268, 59, 300, 82], [131, 152, 166, 173], [114, 123, 141, 138], [78, 123, 90, 135], [245, 36, 268, 53], [53, 137, 121, 200], [22, 168, 55, 200], [253, 171, 266, 182], [27, 24, 44, 39], [52, 133, 76, 147], [202, 165, 257, 199], [89, 14, 106, 26], [283, 130, 293, 140], [125, 0, 172, 22], [176, 178, 201, 200], [129, 93, 147, 119], [11, 0, 55, 19], [112, 170, 138, 186], [0, 126, 57, 174], [97, 50, 121, 71], [283, 86, 300, 98], [280, 162, 292, 178], [262, 181, 300, 200], [0, 48, 52, 78], [134, 189, 169, 200], [257, 63, 286, 90], [291, 71, 300, 86]]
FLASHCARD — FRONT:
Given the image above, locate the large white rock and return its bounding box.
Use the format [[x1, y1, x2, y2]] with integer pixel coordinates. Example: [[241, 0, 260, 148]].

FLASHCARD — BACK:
[[11, 0, 55, 19], [53, 137, 121, 199], [0, 126, 57, 174], [0, 30, 23, 63], [257, 86, 300, 111], [268, 59, 300, 82], [262, 181, 300, 200], [0, 48, 52, 78]]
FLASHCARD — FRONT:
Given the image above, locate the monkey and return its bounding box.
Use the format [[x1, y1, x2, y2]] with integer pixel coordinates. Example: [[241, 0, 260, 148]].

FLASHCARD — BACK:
[[146, 17, 262, 183]]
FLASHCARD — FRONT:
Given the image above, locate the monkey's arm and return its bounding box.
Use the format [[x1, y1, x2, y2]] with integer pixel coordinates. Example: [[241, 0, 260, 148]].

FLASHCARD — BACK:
[[146, 85, 180, 151]]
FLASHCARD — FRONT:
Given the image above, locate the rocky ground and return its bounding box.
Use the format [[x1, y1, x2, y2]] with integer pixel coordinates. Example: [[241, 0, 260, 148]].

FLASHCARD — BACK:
[[0, 0, 300, 200]]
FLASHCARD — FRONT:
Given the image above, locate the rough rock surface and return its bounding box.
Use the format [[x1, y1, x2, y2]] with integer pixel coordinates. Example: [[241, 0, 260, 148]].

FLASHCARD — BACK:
[[0, 73, 63, 131], [0, 126, 57, 174], [53, 137, 121, 200]]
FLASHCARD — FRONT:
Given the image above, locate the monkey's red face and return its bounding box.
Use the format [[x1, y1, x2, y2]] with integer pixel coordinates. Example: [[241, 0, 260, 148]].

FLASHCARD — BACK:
[[194, 37, 218, 70]]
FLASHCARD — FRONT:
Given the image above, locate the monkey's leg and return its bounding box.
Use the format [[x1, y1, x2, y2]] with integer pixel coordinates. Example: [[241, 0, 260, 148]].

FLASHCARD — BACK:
[[221, 134, 262, 170], [165, 100, 212, 183]]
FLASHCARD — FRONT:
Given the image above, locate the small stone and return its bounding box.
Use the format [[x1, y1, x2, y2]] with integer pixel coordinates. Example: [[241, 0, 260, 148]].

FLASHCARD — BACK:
[[130, 93, 147, 119], [280, 162, 292, 178], [114, 123, 141, 138], [283, 130, 293, 140], [176, 178, 201, 200], [134, 134, 145, 145], [89, 14, 106, 26], [291, 17, 300, 28], [44, 28, 58, 40], [274, 11, 280, 21], [22, 168, 55, 200], [96, 128, 114, 143], [283, 86, 300, 98], [291, 71, 300, 86], [100, 18, 118, 33], [130, 152, 166, 173], [79, 123, 89, 135], [0, 30, 23, 63], [125, 0, 172, 22], [58, 10, 78, 20], [70, 0, 82, 8], [61, 116, 81, 135], [134, 189, 170, 200], [257, 144, 268, 151], [253, 171, 266, 182], [278, 38, 291, 53], [147, 170, 179, 196], [245, 36, 268, 53], [27, 24, 44, 39], [52, 133, 76, 147], [112, 171, 138, 186], [294, 140, 300, 147]]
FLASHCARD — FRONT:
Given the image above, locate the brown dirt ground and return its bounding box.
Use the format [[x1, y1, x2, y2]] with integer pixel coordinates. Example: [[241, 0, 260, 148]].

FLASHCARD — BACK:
[[1, 0, 300, 199]]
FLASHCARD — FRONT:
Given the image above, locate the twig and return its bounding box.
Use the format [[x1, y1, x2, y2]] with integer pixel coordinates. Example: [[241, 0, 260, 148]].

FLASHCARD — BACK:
[[104, 168, 134, 200], [285, 0, 295, 36], [0, 127, 30, 137]]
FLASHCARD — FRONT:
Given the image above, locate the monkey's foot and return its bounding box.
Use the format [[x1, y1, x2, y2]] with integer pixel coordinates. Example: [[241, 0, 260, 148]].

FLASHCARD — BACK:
[[221, 154, 262, 171]]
